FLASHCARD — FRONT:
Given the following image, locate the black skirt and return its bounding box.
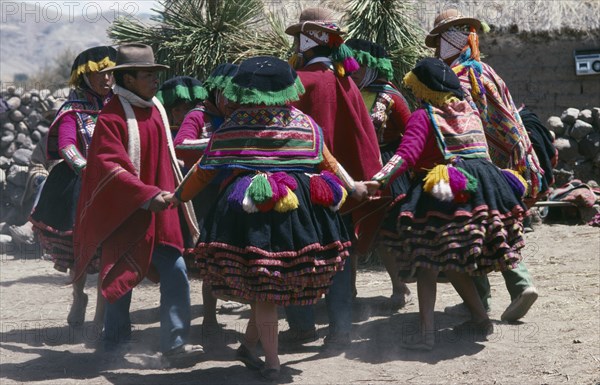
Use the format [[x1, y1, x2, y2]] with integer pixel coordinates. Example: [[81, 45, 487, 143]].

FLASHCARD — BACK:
[[190, 171, 352, 306], [380, 158, 527, 281], [30, 161, 98, 273]]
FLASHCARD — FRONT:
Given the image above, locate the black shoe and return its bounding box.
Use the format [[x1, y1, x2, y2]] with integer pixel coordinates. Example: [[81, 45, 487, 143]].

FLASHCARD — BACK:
[[235, 344, 264, 370], [322, 332, 351, 352], [279, 328, 318, 345]]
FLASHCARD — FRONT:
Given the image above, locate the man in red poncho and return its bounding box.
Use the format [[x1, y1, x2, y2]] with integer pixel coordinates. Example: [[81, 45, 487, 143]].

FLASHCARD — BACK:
[[72, 43, 202, 365], [282, 7, 383, 350]]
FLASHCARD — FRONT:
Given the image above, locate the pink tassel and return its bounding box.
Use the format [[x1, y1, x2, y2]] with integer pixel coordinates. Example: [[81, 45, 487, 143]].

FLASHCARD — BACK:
[[267, 174, 281, 201], [271, 172, 297, 191], [343, 57, 360, 73], [447, 166, 467, 194]]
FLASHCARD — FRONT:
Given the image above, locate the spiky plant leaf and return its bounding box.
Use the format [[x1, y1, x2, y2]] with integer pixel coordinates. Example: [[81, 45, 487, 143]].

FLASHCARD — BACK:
[[235, 11, 293, 60], [108, 0, 266, 80]]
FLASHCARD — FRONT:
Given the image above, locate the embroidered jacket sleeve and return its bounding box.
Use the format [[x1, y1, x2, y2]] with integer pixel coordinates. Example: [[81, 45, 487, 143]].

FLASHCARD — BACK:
[[317, 145, 356, 192], [174, 163, 219, 202], [57, 113, 87, 174], [372, 109, 433, 188]]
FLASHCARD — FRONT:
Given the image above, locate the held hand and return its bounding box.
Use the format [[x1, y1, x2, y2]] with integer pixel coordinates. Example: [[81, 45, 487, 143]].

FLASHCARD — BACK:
[[163, 192, 181, 208], [148, 192, 171, 212], [351, 181, 369, 201], [365, 181, 382, 196]]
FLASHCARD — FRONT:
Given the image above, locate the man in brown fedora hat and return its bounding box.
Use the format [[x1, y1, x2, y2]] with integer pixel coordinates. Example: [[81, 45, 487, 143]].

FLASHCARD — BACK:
[[72, 43, 203, 365], [282, 7, 382, 351], [426, 11, 540, 324]]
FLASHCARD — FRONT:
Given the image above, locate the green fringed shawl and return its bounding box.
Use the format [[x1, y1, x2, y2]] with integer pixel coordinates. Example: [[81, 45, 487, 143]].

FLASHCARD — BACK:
[[352, 50, 394, 81], [156, 84, 208, 107], [223, 77, 305, 106]]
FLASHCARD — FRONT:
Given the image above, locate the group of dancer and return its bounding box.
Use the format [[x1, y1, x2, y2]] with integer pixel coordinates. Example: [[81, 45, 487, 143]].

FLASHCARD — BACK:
[[30, 7, 554, 379]]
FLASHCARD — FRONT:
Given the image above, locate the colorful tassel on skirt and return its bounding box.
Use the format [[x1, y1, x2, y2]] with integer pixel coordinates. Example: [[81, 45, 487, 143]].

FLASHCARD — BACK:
[[308, 171, 347, 211], [501, 169, 528, 198], [229, 172, 300, 213], [423, 164, 478, 203]]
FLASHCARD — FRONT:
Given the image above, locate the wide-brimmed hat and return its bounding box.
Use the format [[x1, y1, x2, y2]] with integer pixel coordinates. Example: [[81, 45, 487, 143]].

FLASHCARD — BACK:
[[100, 43, 169, 72], [403, 57, 463, 106], [156, 76, 207, 108], [223, 56, 304, 106], [425, 9, 482, 48], [285, 7, 344, 36], [346, 38, 394, 80], [203, 63, 239, 93], [69, 46, 117, 86]]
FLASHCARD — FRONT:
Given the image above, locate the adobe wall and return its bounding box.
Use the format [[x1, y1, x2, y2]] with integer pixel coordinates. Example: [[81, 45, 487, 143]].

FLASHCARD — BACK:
[[479, 32, 600, 122]]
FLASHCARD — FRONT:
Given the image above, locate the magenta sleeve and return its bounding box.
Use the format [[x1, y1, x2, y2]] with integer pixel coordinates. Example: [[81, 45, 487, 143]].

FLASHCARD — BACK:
[[372, 109, 433, 187], [174, 110, 205, 146], [393, 109, 432, 169], [57, 113, 79, 150]]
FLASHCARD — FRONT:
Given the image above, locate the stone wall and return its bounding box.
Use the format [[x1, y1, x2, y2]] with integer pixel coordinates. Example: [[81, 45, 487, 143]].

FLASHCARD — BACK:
[[0, 86, 68, 247], [480, 32, 600, 123], [547, 107, 600, 187]]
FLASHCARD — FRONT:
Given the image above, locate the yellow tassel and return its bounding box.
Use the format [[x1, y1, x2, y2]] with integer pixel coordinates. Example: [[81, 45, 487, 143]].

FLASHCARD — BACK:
[[504, 169, 528, 189], [334, 62, 345, 77], [423, 164, 449, 193], [469, 68, 481, 97], [69, 57, 116, 86], [274, 187, 299, 212]]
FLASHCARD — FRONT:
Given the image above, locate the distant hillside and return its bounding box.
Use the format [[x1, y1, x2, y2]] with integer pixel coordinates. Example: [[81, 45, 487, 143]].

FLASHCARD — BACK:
[[0, 2, 154, 83]]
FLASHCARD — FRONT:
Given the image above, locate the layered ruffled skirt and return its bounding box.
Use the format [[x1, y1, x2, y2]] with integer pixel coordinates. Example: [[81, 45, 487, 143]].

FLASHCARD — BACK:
[[189, 170, 351, 306], [30, 161, 99, 274], [380, 158, 527, 281]]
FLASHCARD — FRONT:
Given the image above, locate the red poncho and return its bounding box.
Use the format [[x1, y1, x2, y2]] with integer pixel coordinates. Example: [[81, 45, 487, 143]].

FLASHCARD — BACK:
[[292, 62, 384, 253], [73, 95, 184, 303], [292, 62, 382, 180]]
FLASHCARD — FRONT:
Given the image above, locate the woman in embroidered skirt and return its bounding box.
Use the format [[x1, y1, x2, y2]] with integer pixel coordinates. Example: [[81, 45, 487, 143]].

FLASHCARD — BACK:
[[170, 64, 242, 327], [365, 58, 527, 350], [346, 38, 413, 307], [30, 46, 116, 327], [167, 56, 367, 379]]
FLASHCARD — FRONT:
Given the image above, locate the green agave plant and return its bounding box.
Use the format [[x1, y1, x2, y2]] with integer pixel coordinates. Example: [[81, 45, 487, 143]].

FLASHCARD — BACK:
[[108, 0, 291, 81]]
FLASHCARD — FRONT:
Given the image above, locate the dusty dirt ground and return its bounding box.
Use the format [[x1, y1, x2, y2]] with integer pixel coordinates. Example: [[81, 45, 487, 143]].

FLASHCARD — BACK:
[[1, 222, 599, 385]]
